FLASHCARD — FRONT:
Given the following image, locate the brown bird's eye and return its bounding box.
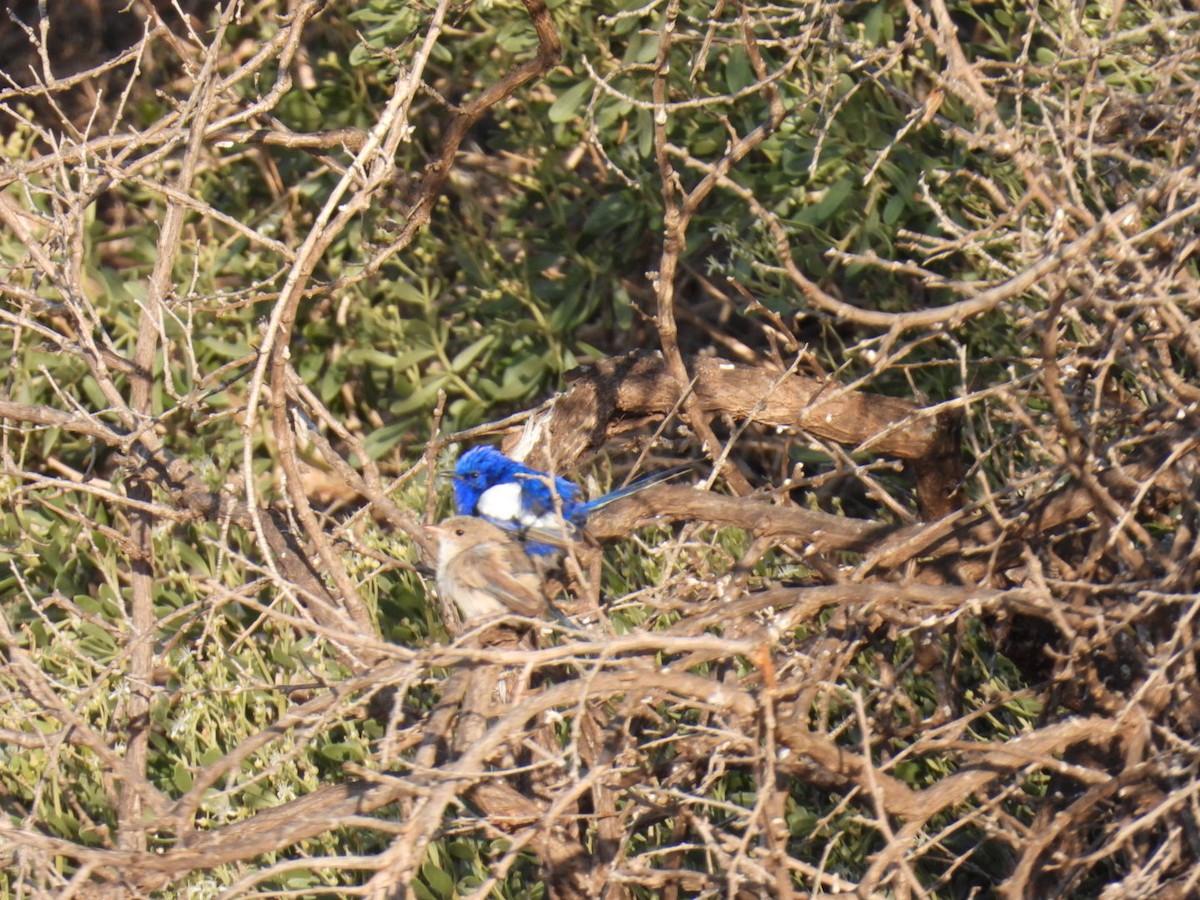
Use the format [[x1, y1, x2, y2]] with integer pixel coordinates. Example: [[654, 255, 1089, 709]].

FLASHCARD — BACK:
[[455, 528, 466, 536]]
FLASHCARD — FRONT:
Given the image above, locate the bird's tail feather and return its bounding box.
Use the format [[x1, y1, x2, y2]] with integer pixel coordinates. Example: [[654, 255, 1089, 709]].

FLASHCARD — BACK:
[[580, 463, 694, 514]]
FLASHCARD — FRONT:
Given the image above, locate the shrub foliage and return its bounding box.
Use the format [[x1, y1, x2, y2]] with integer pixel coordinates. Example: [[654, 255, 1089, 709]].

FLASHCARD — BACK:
[[1, 0, 1198, 896]]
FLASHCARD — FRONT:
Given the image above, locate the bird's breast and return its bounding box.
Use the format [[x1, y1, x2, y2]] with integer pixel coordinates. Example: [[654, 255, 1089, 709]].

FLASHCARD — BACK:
[[476, 482, 527, 520]]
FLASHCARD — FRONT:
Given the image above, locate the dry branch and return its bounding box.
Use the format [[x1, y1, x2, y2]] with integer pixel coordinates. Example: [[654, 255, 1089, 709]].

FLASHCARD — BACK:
[[2, 0, 1199, 896]]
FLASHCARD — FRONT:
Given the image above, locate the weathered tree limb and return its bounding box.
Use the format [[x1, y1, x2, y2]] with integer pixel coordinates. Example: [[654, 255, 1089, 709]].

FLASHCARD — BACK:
[[508, 352, 962, 518]]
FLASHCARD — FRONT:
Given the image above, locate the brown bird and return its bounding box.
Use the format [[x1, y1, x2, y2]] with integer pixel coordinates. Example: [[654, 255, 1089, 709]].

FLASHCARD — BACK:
[[429, 516, 580, 630]]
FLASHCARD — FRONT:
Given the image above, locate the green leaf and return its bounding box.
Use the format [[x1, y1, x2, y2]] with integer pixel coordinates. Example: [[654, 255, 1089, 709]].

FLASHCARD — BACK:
[[363, 420, 413, 461], [176, 542, 211, 578], [447, 839, 478, 860], [172, 761, 193, 792], [450, 335, 494, 372], [386, 278, 429, 307], [882, 192, 905, 225], [548, 80, 593, 123], [804, 177, 855, 226], [725, 49, 754, 93], [421, 859, 455, 899]]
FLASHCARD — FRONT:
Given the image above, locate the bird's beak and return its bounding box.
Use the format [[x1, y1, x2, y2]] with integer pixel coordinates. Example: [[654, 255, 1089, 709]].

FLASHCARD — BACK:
[[436, 468, 457, 480]]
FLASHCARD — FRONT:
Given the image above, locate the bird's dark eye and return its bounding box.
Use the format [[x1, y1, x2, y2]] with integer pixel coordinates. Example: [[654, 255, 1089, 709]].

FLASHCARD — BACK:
[[455, 528, 466, 536]]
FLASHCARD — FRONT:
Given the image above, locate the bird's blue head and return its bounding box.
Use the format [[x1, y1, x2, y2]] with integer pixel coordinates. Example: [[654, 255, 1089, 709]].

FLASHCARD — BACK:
[[452, 445, 519, 515]]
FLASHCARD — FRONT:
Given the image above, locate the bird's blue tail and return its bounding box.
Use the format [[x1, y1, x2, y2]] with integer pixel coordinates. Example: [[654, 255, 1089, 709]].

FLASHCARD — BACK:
[[577, 464, 693, 516]]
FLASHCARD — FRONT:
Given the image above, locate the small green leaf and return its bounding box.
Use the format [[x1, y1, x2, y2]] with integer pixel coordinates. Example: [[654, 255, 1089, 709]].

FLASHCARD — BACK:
[[725, 49, 754, 93], [450, 335, 493, 372], [421, 859, 455, 899], [173, 761, 193, 792], [548, 80, 593, 123]]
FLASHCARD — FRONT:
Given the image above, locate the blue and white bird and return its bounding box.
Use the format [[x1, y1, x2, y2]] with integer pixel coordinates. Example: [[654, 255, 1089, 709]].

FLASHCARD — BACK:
[[451, 445, 685, 554]]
